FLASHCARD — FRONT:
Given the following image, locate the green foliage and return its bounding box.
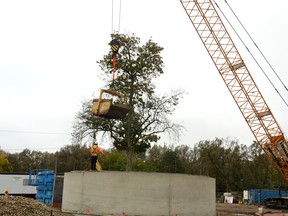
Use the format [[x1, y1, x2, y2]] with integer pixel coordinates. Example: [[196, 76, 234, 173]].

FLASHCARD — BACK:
[[0, 154, 12, 172], [159, 150, 184, 173], [242, 141, 280, 188], [57, 144, 90, 173], [145, 144, 169, 172], [196, 138, 244, 191], [98, 33, 164, 101], [100, 150, 126, 171], [132, 159, 151, 172], [8, 149, 55, 172], [146, 145, 185, 173], [174, 145, 196, 174], [7, 144, 90, 173]]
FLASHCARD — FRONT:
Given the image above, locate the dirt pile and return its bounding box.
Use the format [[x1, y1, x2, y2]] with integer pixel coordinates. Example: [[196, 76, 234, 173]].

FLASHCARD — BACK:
[[0, 195, 72, 216]]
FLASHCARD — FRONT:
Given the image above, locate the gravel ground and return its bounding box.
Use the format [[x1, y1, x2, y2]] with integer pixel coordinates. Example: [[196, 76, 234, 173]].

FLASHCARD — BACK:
[[2, 196, 288, 216], [0, 195, 72, 216]]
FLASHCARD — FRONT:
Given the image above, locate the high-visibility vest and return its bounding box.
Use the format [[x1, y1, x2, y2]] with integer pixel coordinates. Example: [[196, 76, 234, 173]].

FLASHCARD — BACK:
[[90, 145, 100, 156]]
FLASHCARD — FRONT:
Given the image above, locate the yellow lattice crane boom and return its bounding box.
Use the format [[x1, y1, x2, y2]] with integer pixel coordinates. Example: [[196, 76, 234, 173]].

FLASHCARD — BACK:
[[180, 0, 288, 180]]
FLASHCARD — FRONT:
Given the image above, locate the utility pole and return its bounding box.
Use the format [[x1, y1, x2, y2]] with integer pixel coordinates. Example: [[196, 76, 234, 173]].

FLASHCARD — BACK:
[[51, 151, 58, 206]]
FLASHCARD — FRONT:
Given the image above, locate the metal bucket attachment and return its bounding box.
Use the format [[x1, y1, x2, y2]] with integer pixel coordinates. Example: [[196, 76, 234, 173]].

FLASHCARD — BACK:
[[92, 88, 132, 119], [92, 99, 132, 119]]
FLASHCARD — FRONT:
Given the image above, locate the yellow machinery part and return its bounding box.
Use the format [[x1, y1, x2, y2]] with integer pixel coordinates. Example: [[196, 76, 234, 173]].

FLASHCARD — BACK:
[[96, 161, 102, 171], [92, 89, 132, 119]]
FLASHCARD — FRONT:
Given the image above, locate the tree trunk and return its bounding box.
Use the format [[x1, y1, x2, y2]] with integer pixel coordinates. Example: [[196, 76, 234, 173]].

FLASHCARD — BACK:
[[125, 109, 133, 171], [125, 76, 135, 171], [126, 147, 133, 171]]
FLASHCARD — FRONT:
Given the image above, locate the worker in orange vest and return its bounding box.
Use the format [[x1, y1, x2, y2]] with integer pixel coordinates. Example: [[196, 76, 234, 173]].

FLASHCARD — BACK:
[[89, 143, 104, 171]]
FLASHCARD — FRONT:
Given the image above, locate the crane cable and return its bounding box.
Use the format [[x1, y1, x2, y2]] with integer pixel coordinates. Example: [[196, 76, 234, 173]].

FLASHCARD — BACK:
[[111, 0, 122, 33], [224, 0, 288, 92], [110, 0, 122, 88], [212, 0, 288, 108]]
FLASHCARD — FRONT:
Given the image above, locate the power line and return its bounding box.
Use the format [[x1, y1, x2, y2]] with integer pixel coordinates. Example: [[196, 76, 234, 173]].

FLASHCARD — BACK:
[[0, 129, 70, 135], [2, 147, 61, 151]]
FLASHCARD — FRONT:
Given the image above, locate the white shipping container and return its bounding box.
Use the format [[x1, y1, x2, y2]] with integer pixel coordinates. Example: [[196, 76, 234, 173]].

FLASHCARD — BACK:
[[0, 173, 36, 195]]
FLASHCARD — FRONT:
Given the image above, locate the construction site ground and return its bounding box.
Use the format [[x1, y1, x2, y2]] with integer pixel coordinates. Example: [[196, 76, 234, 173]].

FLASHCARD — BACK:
[[2, 195, 288, 216], [217, 203, 288, 216]]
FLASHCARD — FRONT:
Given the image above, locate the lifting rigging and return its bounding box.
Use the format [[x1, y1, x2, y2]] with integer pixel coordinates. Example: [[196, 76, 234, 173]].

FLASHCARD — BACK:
[[92, 0, 132, 119], [92, 38, 132, 119], [179, 0, 288, 181]]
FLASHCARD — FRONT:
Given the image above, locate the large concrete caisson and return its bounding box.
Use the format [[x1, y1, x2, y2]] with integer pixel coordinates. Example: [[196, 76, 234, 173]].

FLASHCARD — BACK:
[[62, 171, 215, 216]]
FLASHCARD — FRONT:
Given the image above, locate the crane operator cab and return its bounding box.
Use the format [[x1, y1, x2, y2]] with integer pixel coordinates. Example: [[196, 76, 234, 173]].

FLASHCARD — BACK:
[[92, 88, 132, 119]]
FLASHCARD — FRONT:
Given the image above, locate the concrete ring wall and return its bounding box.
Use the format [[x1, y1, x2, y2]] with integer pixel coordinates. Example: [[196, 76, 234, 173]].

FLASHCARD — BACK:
[[62, 171, 215, 216]]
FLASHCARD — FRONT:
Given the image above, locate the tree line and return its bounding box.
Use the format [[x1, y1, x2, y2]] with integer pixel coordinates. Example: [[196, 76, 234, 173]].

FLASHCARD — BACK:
[[1, 137, 286, 193]]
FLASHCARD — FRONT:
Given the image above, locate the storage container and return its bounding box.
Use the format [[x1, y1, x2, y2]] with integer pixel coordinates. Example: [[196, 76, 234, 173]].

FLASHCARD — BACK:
[[249, 189, 287, 205]]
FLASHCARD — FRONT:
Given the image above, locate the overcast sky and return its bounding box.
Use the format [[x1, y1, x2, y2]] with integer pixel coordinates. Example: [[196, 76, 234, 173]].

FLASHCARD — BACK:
[[1, 0, 288, 153]]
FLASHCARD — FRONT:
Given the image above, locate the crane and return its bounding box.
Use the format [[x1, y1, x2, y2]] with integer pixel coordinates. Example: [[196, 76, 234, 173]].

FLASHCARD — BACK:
[[179, 0, 288, 181]]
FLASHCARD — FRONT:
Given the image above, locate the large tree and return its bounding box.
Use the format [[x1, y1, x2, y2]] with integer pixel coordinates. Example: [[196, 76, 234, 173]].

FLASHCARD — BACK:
[[72, 33, 184, 171]]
